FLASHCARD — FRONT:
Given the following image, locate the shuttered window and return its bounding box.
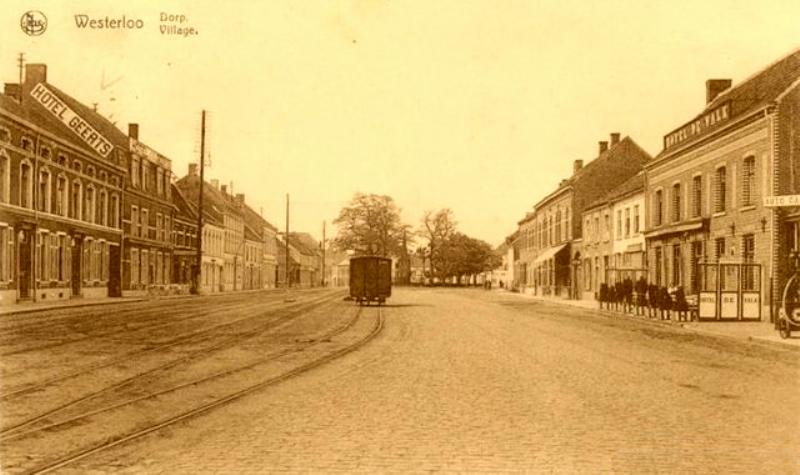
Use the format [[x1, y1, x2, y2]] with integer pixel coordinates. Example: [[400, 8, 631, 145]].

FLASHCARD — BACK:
[[714, 167, 726, 213], [692, 175, 702, 217], [741, 156, 755, 207]]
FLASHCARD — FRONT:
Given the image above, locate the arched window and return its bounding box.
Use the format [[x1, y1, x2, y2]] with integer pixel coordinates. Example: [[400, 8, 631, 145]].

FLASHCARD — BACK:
[[55, 174, 68, 216], [0, 149, 9, 203], [57, 154, 67, 166], [21, 137, 32, 152], [86, 166, 95, 178], [71, 181, 82, 220], [20, 160, 33, 208], [39, 146, 51, 160], [38, 167, 51, 212], [672, 183, 681, 222], [109, 193, 119, 228], [97, 190, 107, 226], [84, 186, 95, 223]]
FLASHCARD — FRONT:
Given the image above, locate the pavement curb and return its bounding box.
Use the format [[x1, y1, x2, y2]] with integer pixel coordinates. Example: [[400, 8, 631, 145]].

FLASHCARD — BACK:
[[508, 291, 800, 351], [0, 298, 146, 317]]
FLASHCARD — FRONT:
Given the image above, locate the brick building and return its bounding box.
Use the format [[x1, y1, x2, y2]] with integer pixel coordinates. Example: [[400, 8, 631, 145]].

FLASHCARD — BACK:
[[122, 125, 175, 295], [0, 64, 125, 306], [644, 49, 800, 321], [580, 172, 646, 299], [515, 134, 651, 298], [170, 182, 198, 291]]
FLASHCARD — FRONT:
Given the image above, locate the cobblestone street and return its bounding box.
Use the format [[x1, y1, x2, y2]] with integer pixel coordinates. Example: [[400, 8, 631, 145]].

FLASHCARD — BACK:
[[53, 287, 800, 474]]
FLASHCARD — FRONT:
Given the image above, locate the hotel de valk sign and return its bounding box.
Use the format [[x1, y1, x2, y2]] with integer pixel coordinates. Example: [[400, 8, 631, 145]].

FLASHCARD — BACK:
[[29, 82, 113, 158], [764, 195, 800, 207]]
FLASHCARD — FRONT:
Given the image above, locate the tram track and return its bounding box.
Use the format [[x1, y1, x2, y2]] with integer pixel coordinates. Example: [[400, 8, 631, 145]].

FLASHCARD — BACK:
[[0, 291, 341, 403], [0, 288, 325, 348], [0, 290, 324, 357], [1, 303, 365, 442], [15, 305, 384, 475]]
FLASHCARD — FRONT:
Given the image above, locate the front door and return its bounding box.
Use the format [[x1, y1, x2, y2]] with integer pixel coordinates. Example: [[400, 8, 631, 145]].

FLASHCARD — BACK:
[[71, 238, 82, 297], [18, 230, 32, 299], [108, 244, 121, 297]]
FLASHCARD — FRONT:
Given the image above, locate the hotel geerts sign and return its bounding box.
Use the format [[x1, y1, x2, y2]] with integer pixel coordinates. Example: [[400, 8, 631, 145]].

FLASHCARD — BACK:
[[29, 82, 114, 158]]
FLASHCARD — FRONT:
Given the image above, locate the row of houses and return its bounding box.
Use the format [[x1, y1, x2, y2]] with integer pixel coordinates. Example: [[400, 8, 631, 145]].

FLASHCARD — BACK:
[[0, 63, 326, 308], [507, 49, 800, 322]]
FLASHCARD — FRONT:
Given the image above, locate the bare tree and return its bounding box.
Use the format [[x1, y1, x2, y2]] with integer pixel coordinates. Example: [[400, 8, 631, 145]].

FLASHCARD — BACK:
[[333, 193, 409, 257]]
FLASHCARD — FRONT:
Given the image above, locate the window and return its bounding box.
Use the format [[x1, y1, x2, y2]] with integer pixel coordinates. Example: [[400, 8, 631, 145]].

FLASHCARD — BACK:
[[0, 127, 9, 143], [555, 210, 561, 243], [142, 209, 149, 239], [624, 208, 630, 237], [654, 247, 662, 285], [690, 240, 704, 293], [38, 169, 50, 212], [156, 213, 163, 241], [634, 205, 640, 233], [654, 190, 663, 226], [714, 167, 726, 213], [131, 206, 139, 237], [672, 183, 681, 222], [55, 175, 67, 216], [21, 137, 32, 151], [671, 244, 681, 286], [741, 156, 755, 207], [131, 248, 140, 285], [20, 161, 32, 208], [0, 150, 8, 203], [71, 181, 82, 219], [141, 250, 149, 285], [565, 208, 570, 240], [616, 210, 622, 238], [156, 168, 163, 196], [97, 191, 107, 226], [131, 157, 140, 188], [692, 175, 702, 217], [585, 218, 591, 241], [143, 163, 150, 192], [714, 237, 725, 261], [0, 226, 12, 282], [84, 186, 95, 223], [604, 213, 610, 239], [39, 146, 51, 160], [109, 194, 118, 228], [593, 216, 599, 242]]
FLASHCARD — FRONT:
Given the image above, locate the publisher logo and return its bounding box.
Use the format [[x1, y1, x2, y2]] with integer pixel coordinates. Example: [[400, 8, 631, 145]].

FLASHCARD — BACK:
[[21, 11, 47, 36]]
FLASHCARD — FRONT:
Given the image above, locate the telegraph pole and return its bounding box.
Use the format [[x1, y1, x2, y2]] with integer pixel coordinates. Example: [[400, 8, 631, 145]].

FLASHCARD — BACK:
[[194, 110, 206, 293]]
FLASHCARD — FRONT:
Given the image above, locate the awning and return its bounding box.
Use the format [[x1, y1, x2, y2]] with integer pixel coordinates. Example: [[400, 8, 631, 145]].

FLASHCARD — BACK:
[[643, 219, 708, 240], [534, 243, 568, 265]]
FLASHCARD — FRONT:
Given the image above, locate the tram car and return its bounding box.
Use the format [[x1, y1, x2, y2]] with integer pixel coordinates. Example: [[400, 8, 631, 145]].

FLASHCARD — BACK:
[[349, 256, 392, 305], [777, 271, 800, 339]]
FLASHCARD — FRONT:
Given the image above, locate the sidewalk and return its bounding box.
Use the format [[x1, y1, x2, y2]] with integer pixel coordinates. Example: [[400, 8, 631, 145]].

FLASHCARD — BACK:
[[506, 290, 800, 349], [0, 296, 144, 317]]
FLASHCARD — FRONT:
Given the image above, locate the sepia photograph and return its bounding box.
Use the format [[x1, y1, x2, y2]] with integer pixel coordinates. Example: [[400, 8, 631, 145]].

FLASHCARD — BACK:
[[0, 0, 799, 473]]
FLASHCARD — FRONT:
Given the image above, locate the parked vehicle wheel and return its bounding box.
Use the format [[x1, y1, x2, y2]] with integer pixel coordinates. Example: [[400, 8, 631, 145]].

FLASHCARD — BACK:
[[778, 320, 792, 339]]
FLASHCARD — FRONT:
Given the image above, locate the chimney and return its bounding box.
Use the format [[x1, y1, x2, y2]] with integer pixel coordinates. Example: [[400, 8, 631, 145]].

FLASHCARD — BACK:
[[221, 184, 228, 195], [188, 163, 198, 176], [706, 79, 732, 104], [128, 123, 139, 140], [598, 141, 608, 155], [573, 159, 584, 174], [25, 64, 47, 85], [235, 193, 245, 204], [4, 83, 20, 100], [610, 132, 620, 146], [210, 179, 219, 190]]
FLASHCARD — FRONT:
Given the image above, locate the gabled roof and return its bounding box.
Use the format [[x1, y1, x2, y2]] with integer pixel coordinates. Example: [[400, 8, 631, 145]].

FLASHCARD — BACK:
[[170, 183, 198, 223], [174, 175, 233, 226], [657, 48, 800, 159], [287, 232, 320, 257], [534, 136, 650, 209], [584, 172, 645, 212], [240, 201, 278, 238]]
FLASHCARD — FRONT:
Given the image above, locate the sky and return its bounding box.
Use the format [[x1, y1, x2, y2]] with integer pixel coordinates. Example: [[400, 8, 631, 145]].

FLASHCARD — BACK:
[[2, 0, 799, 246]]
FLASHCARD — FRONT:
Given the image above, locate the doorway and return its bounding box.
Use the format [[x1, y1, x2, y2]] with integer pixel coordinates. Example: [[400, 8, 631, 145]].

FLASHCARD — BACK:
[[18, 230, 32, 299], [71, 237, 82, 297]]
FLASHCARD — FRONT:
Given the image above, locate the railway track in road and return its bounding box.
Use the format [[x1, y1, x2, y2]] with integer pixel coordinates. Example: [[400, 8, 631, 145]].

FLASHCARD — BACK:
[[0, 292, 345, 436], [0, 288, 327, 354], [11, 305, 384, 475]]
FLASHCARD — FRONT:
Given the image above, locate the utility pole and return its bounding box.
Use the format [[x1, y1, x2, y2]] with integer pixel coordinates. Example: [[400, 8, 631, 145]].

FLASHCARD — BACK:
[[285, 193, 290, 288], [321, 220, 326, 287], [194, 110, 206, 294], [17, 53, 24, 104]]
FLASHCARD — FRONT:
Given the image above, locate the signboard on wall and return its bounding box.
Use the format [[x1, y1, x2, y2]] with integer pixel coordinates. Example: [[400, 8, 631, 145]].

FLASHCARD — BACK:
[[741, 292, 761, 319], [720, 292, 738, 319], [764, 195, 800, 207], [699, 292, 716, 319]]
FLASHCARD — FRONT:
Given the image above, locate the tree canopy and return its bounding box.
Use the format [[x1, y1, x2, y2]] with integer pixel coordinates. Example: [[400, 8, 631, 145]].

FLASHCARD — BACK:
[[332, 193, 409, 257]]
